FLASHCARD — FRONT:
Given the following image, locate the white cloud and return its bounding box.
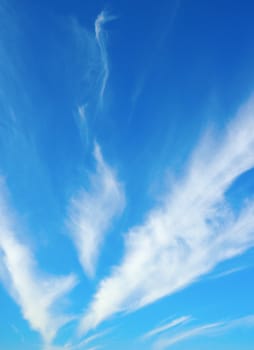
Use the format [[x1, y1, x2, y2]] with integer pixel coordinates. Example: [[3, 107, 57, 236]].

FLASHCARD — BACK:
[[76, 104, 89, 146], [153, 322, 222, 349], [65, 328, 111, 350], [153, 315, 254, 349], [78, 104, 87, 122], [94, 11, 116, 104], [0, 179, 77, 344], [142, 316, 191, 340], [79, 95, 254, 334], [207, 266, 247, 280], [69, 142, 125, 277], [43, 324, 110, 350]]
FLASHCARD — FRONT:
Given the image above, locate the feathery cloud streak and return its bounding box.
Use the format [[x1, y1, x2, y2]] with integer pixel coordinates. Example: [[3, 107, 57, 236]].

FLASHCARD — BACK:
[[79, 96, 254, 333], [69, 143, 125, 277], [95, 11, 115, 104], [0, 179, 77, 344], [142, 316, 191, 340], [153, 322, 222, 349], [43, 328, 108, 350], [153, 315, 254, 349], [66, 328, 111, 350]]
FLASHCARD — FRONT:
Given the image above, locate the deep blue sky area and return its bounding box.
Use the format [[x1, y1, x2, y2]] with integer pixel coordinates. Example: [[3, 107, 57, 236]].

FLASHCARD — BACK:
[[0, 1, 254, 349]]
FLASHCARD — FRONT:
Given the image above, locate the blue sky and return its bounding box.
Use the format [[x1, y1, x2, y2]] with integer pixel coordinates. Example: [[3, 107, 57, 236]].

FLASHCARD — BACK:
[[1, 0, 254, 349]]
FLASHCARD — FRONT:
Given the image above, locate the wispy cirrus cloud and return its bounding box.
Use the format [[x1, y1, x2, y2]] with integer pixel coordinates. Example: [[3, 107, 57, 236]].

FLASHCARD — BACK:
[[153, 322, 222, 349], [95, 11, 116, 104], [79, 95, 254, 334], [43, 329, 107, 350], [64, 328, 111, 350], [69, 142, 125, 277], [0, 179, 77, 345], [153, 315, 254, 349], [207, 265, 247, 280], [142, 316, 191, 340]]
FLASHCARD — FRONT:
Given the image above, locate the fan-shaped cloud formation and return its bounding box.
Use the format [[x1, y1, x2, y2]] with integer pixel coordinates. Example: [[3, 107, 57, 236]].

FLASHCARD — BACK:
[[79, 96, 254, 334]]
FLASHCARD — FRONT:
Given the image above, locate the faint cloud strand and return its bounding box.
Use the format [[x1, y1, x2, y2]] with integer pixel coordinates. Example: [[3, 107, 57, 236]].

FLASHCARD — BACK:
[[207, 266, 247, 280], [153, 314, 254, 349], [79, 95, 254, 334], [142, 316, 191, 340], [65, 328, 112, 350], [95, 11, 116, 105], [154, 322, 223, 350]]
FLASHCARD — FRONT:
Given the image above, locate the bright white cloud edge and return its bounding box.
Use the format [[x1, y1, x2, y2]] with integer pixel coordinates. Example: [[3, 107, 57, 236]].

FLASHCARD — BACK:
[[0, 179, 78, 345], [69, 142, 125, 277], [79, 95, 254, 334]]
